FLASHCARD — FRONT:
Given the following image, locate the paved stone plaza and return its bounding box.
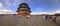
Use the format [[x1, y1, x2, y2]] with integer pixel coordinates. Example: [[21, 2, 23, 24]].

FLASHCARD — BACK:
[[0, 14, 59, 26]]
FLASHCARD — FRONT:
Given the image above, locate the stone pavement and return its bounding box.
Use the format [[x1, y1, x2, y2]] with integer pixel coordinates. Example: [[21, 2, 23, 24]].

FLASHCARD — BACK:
[[0, 15, 58, 26]]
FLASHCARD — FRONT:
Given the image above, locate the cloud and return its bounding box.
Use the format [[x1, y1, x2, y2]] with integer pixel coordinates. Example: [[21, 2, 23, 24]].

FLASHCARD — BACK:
[[5, 0, 9, 3], [33, 9, 60, 15], [7, 3, 11, 6], [13, 0, 18, 6], [5, 0, 9, 4], [30, 12, 56, 15], [35, 8, 43, 11], [0, 2, 14, 14], [3, 0, 12, 6], [0, 9, 14, 14], [0, 3, 3, 8], [31, 12, 48, 15], [12, 0, 26, 6], [50, 0, 60, 5], [6, 3, 12, 6], [55, 10, 60, 13]]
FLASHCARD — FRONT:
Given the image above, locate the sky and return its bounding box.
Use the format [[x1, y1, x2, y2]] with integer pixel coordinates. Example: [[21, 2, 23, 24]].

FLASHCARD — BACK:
[[0, 0, 60, 14]]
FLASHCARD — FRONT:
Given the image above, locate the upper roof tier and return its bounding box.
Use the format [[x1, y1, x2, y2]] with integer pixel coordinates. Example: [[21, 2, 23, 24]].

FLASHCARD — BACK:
[[17, 3, 31, 12], [19, 3, 29, 8]]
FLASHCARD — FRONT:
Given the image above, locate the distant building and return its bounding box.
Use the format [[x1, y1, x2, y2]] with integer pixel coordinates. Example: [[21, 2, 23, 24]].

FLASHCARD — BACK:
[[54, 13, 60, 16], [54, 13, 60, 24]]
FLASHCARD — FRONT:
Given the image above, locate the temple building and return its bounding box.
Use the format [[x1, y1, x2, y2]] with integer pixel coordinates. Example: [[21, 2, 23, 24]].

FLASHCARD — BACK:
[[17, 3, 31, 16]]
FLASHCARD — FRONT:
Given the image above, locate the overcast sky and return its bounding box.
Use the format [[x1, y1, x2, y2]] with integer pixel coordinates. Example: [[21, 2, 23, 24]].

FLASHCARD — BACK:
[[0, 0, 60, 14]]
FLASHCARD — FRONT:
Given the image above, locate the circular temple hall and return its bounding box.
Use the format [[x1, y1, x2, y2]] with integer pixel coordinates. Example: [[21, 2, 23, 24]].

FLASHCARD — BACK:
[[17, 3, 31, 16]]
